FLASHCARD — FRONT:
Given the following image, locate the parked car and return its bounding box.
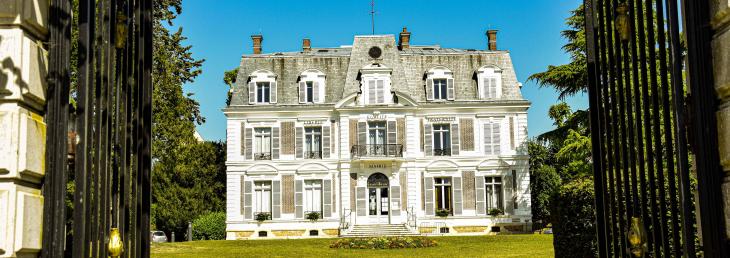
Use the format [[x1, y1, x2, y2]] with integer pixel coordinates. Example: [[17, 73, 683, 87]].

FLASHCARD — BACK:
[[151, 231, 168, 243]]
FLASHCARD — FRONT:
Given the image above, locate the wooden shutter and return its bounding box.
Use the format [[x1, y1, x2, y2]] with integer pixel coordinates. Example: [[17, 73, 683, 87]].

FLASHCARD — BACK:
[[282, 175, 295, 214], [504, 174, 514, 215], [240, 176, 246, 215], [295, 180, 303, 218], [357, 121, 366, 146], [450, 123, 460, 155], [475, 176, 486, 215], [272, 180, 281, 219], [387, 121, 396, 144], [243, 180, 253, 219], [446, 78, 455, 100], [299, 81, 306, 103], [248, 82, 255, 104], [322, 125, 331, 158], [396, 118, 406, 151], [356, 187, 366, 216], [245, 128, 253, 160], [240, 122, 246, 156], [376, 80, 385, 103], [462, 171, 476, 210], [400, 172, 408, 210], [295, 127, 303, 158], [323, 179, 332, 217], [272, 127, 280, 159], [489, 78, 497, 99], [424, 177, 434, 215], [350, 173, 357, 210], [509, 117, 515, 150], [391, 185, 401, 216], [313, 81, 320, 103], [460, 118, 474, 151], [367, 80, 376, 104], [424, 123, 433, 156], [425, 78, 434, 101], [281, 122, 295, 155], [349, 119, 358, 153], [493, 123, 501, 155], [453, 177, 463, 215], [270, 81, 277, 103]]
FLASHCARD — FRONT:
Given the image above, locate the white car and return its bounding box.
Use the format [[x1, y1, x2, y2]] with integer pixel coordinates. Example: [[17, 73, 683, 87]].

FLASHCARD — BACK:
[[151, 231, 168, 243]]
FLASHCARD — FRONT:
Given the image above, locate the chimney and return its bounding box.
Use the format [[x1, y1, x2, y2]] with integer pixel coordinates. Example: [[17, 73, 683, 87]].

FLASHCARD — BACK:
[[251, 34, 263, 54], [486, 30, 498, 51], [302, 38, 311, 52], [398, 27, 411, 50]]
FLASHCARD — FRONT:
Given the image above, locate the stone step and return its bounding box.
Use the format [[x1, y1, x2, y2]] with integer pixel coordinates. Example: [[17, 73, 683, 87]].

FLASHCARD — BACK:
[[341, 224, 420, 237]]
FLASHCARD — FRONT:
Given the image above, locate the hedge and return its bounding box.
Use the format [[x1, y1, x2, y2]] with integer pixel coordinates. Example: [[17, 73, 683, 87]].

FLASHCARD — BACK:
[[552, 177, 597, 258], [192, 212, 226, 240]]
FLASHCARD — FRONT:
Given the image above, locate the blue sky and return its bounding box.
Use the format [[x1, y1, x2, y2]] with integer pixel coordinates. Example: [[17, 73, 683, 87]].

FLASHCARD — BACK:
[[172, 0, 587, 141]]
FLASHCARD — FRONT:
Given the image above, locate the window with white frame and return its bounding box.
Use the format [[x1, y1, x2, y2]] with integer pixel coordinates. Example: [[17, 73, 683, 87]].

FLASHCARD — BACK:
[[485, 176, 504, 211], [249, 70, 276, 105], [433, 79, 447, 100], [304, 180, 323, 214], [299, 70, 325, 104], [477, 66, 502, 99], [368, 122, 386, 155], [434, 177, 453, 213], [433, 124, 451, 156], [304, 127, 322, 159], [360, 64, 392, 105], [483, 122, 501, 155], [426, 67, 454, 101], [254, 181, 272, 215], [254, 128, 272, 160], [367, 79, 386, 104], [256, 82, 271, 103]]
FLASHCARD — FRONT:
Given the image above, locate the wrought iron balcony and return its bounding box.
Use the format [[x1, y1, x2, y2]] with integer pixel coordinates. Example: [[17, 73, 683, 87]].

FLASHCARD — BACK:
[[434, 148, 451, 156], [351, 144, 403, 159], [304, 151, 322, 159], [254, 152, 271, 160]]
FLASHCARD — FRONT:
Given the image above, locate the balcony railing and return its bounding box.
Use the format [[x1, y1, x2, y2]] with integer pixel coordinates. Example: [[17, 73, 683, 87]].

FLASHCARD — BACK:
[[434, 148, 451, 156], [254, 152, 271, 160], [304, 151, 322, 159], [351, 144, 403, 158]]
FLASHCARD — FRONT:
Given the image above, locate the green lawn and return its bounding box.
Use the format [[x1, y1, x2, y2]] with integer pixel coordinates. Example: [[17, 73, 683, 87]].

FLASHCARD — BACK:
[[151, 234, 554, 258]]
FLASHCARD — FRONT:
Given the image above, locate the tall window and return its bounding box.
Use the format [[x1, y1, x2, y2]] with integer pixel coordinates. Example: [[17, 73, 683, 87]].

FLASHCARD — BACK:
[[483, 77, 497, 99], [304, 127, 322, 159], [256, 82, 271, 103], [254, 181, 272, 215], [304, 180, 323, 214], [368, 122, 387, 155], [434, 177, 452, 212], [484, 123, 501, 155], [368, 79, 386, 104], [254, 128, 272, 160], [305, 81, 314, 103], [433, 124, 451, 156], [433, 79, 447, 100], [485, 176, 503, 211]]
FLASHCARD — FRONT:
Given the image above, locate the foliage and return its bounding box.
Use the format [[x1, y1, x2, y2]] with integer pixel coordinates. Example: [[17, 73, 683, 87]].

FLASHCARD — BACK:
[[223, 68, 239, 106], [556, 129, 592, 179], [192, 212, 226, 240], [551, 178, 597, 258], [488, 208, 504, 216], [329, 237, 438, 249], [530, 165, 561, 228], [435, 209, 449, 218], [305, 212, 321, 222], [255, 212, 271, 222]]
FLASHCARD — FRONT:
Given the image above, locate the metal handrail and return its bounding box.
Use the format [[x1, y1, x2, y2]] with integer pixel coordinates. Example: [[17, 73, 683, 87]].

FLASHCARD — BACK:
[[254, 152, 271, 160], [406, 206, 417, 229], [304, 151, 322, 159], [350, 144, 403, 158], [339, 209, 352, 234], [433, 148, 451, 156]]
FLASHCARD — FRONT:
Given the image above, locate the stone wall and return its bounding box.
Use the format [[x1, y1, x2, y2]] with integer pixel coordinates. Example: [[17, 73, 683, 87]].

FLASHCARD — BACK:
[[710, 0, 730, 241]]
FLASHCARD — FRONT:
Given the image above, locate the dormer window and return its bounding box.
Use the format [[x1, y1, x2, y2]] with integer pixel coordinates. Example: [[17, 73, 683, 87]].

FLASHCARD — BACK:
[[477, 66, 502, 99], [425, 67, 454, 101], [359, 64, 393, 105], [248, 70, 277, 104], [299, 69, 326, 104]]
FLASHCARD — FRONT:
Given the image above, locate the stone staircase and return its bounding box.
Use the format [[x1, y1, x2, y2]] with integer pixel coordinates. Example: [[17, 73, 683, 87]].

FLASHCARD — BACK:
[[341, 224, 420, 237]]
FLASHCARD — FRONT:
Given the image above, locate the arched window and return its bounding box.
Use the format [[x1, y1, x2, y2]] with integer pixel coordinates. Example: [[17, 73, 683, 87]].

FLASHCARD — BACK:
[[298, 69, 326, 104], [476, 66, 502, 99], [425, 67, 454, 101], [248, 70, 277, 104]]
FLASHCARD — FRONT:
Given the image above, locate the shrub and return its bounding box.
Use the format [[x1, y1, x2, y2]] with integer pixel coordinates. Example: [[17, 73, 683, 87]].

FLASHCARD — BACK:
[[530, 165, 561, 229], [435, 209, 449, 217], [330, 236, 438, 249], [488, 208, 504, 216], [551, 178, 596, 258], [191, 212, 226, 240], [255, 212, 271, 222], [305, 212, 321, 222]]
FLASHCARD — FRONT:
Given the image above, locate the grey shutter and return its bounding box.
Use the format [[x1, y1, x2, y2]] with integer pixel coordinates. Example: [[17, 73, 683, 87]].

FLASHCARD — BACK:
[[489, 78, 497, 99], [272, 127, 280, 159], [504, 174, 514, 215], [295, 180, 304, 218], [272, 180, 281, 219], [270, 81, 277, 103], [376, 80, 385, 103], [475, 176, 486, 215], [295, 127, 303, 158], [323, 179, 332, 217], [299, 81, 306, 103], [446, 78, 455, 100], [243, 180, 253, 219], [391, 185, 401, 216], [240, 122, 246, 156], [424, 177, 434, 215], [322, 125, 331, 158], [451, 123, 460, 156], [313, 81, 320, 103], [484, 124, 493, 155], [368, 80, 376, 104], [248, 82, 255, 104], [357, 121, 366, 146], [240, 176, 245, 214], [425, 78, 434, 101], [387, 121, 396, 144], [424, 124, 433, 156], [356, 187, 366, 216], [453, 177, 463, 215], [245, 128, 253, 160], [493, 123, 502, 155]]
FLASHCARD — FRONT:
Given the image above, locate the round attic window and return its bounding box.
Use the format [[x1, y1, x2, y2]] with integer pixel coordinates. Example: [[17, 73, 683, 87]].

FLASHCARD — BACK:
[[368, 46, 382, 58]]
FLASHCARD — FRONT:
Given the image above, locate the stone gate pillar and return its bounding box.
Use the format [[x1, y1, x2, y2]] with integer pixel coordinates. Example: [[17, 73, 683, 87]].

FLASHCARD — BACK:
[[0, 0, 49, 257]]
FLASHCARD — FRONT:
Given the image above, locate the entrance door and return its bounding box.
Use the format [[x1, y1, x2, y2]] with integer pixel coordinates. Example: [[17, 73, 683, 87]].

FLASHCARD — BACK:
[[366, 173, 390, 223]]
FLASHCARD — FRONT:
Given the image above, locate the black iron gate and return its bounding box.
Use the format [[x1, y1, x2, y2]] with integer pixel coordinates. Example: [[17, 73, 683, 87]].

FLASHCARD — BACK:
[[585, 0, 728, 257], [42, 0, 153, 257]]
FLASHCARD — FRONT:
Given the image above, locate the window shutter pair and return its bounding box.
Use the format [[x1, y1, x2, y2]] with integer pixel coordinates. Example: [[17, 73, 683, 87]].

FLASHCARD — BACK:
[[423, 123, 433, 156], [450, 123, 460, 155], [483, 77, 497, 99], [323, 179, 332, 218], [475, 176, 486, 215], [504, 174, 514, 215], [272, 180, 281, 219], [390, 185, 401, 216], [295, 180, 304, 218], [446, 78, 455, 100], [245, 128, 253, 160], [484, 123, 501, 155], [424, 177, 434, 215], [453, 177, 463, 215], [425, 78, 434, 101], [322, 125, 331, 158], [295, 127, 303, 158], [243, 180, 253, 219], [272, 127, 280, 159]]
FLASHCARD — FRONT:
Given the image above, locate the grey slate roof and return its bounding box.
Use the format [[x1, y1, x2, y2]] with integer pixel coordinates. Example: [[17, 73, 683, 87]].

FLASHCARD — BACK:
[[229, 35, 524, 107]]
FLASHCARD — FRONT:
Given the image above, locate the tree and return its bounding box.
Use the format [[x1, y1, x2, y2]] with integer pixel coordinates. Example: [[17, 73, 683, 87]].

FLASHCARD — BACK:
[[530, 165, 561, 229], [223, 68, 238, 106]]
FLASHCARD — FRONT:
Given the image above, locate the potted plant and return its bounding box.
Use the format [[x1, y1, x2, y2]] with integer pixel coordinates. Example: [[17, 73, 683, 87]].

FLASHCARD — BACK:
[[305, 211, 321, 222], [435, 209, 450, 218], [487, 208, 504, 217], [255, 212, 271, 223]]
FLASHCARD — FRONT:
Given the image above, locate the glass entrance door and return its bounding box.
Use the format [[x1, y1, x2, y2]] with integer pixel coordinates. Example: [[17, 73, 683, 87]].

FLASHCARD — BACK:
[[368, 187, 389, 223]]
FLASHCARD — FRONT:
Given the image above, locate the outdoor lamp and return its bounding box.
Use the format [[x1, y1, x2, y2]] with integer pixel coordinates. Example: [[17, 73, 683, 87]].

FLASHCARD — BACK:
[[108, 228, 124, 257]]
